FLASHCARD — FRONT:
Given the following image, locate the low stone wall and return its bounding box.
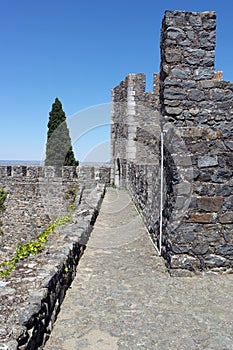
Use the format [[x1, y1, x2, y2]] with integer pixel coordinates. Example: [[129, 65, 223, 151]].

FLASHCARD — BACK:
[[0, 184, 105, 350], [127, 163, 161, 245]]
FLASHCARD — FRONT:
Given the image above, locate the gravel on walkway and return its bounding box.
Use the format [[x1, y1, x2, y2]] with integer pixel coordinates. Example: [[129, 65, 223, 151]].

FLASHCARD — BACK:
[[44, 188, 233, 350]]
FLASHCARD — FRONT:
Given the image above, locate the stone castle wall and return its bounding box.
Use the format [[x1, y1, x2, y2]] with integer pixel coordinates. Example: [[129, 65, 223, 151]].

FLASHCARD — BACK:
[[111, 10, 233, 274], [161, 10, 233, 275], [0, 164, 110, 348], [0, 165, 110, 262], [111, 73, 162, 242], [0, 182, 105, 350]]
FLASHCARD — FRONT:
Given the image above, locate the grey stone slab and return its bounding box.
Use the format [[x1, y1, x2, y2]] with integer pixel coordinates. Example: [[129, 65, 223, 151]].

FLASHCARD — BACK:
[[198, 155, 218, 168]]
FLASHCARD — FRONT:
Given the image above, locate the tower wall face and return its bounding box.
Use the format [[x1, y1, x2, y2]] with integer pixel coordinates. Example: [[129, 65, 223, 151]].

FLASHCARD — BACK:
[[111, 10, 233, 274]]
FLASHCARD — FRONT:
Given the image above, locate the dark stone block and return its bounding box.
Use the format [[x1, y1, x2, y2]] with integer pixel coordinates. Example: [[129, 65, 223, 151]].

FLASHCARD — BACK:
[[223, 226, 233, 243], [165, 48, 182, 63], [194, 67, 215, 80], [171, 68, 191, 79], [164, 87, 186, 100], [183, 81, 196, 89], [225, 141, 233, 151], [211, 169, 232, 183], [187, 30, 195, 40], [189, 89, 205, 101], [185, 48, 205, 58], [192, 243, 209, 255], [223, 197, 233, 211], [202, 18, 216, 30], [184, 56, 200, 65], [171, 244, 190, 254], [216, 244, 233, 256], [198, 171, 212, 182], [216, 185, 233, 196], [219, 212, 233, 224], [189, 14, 202, 26], [166, 26, 185, 40], [199, 31, 216, 48], [211, 88, 225, 101], [204, 254, 227, 267], [184, 232, 195, 242]]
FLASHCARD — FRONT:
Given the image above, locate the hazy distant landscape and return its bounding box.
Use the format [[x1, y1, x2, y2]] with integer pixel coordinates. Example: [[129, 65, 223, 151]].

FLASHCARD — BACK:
[[0, 160, 42, 165], [0, 160, 110, 166]]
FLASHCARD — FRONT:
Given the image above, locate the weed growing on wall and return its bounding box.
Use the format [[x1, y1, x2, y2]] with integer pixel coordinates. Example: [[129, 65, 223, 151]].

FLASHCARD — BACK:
[[64, 184, 79, 212], [0, 188, 7, 236], [0, 215, 73, 277], [0, 188, 7, 211]]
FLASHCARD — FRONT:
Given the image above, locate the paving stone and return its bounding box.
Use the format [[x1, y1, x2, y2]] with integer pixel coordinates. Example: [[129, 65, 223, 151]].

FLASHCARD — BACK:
[[44, 189, 233, 350]]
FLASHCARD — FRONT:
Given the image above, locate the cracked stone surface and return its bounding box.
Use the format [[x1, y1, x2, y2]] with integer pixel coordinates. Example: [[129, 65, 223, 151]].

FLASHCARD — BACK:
[[44, 188, 233, 350]]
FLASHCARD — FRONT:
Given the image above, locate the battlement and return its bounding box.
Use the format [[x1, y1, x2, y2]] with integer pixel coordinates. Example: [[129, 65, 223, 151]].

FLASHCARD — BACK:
[[112, 73, 160, 103], [0, 165, 78, 180], [0, 165, 111, 187]]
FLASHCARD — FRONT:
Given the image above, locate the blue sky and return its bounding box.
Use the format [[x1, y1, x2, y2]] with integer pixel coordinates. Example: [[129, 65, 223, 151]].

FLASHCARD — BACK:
[[0, 0, 233, 162]]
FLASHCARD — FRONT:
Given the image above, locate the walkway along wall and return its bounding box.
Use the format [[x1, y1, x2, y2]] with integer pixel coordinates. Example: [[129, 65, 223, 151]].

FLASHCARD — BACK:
[[111, 73, 162, 248], [111, 10, 233, 275]]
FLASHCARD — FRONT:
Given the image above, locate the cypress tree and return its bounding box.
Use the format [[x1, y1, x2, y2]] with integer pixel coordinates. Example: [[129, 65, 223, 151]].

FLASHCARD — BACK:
[[45, 98, 78, 166]]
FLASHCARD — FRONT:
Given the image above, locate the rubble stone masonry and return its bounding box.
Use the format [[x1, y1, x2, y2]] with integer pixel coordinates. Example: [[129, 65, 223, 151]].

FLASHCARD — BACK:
[[111, 10, 233, 275]]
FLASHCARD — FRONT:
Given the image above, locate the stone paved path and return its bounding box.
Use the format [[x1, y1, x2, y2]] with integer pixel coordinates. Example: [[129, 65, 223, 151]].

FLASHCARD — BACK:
[[44, 189, 233, 350]]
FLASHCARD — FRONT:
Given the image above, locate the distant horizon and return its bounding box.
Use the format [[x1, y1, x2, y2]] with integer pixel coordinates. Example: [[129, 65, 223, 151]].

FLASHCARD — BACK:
[[0, 160, 110, 165]]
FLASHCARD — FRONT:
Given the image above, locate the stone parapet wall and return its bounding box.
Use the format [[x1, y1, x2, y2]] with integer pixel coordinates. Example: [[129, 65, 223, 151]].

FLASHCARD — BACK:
[[0, 165, 110, 263], [0, 165, 78, 179], [0, 185, 105, 349], [127, 163, 161, 243], [78, 165, 111, 188]]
